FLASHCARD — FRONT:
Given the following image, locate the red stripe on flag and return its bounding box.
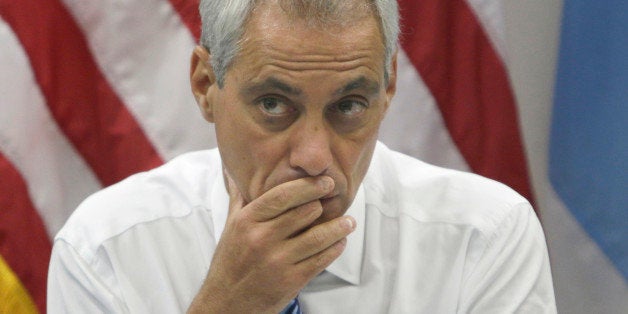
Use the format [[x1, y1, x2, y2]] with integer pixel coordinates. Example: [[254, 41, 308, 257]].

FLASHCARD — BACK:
[[0, 153, 51, 313], [0, 0, 163, 186], [398, 0, 534, 203], [168, 0, 201, 41]]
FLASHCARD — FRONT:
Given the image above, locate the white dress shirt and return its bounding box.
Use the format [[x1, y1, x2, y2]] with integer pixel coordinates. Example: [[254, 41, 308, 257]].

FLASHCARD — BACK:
[[48, 142, 556, 313]]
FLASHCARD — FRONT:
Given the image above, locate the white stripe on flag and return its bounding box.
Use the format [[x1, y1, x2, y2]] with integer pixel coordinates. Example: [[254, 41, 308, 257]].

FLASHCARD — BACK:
[[61, 0, 217, 160], [380, 49, 470, 172], [0, 17, 102, 237], [466, 0, 507, 59]]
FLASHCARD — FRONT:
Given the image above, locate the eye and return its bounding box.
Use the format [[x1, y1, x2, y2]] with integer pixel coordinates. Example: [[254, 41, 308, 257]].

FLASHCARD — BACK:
[[326, 98, 371, 133], [330, 99, 368, 116], [258, 97, 293, 116]]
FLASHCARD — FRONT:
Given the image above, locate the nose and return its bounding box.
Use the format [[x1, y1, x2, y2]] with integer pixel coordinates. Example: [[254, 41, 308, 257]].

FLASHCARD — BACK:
[[288, 120, 333, 176]]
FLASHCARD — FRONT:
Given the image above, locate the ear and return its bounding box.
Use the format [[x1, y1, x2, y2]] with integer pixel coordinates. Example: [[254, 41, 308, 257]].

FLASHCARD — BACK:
[[384, 49, 398, 109], [190, 46, 217, 123]]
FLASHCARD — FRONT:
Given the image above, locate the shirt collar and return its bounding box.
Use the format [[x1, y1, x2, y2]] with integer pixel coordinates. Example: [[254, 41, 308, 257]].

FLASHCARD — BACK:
[[210, 173, 229, 242], [325, 185, 364, 285], [210, 175, 364, 286]]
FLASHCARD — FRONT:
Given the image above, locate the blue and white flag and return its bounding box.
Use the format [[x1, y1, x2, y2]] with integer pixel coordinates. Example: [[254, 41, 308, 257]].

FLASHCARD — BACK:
[[549, 0, 628, 311]]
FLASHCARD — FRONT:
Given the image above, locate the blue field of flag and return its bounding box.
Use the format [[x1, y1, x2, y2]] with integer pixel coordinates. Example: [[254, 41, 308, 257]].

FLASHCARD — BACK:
[[549, 0, 628, 280]]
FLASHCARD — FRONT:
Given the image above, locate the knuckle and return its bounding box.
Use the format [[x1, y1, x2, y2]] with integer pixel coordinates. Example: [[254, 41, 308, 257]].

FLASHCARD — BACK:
[[229, 212, 249, 232], [294, 201, 321, 218], [254, 190, 288, 216], [270, 188, 290, 207], [246, 228, 268, 250], [225, 212, 251, 234], [267, 251, 288, 268], [308, 228, 327, 248], [316, 242, 344, 268], [315, 252, 333, 269], [311, 202, 323, 216], [305, 200, 322, 212]]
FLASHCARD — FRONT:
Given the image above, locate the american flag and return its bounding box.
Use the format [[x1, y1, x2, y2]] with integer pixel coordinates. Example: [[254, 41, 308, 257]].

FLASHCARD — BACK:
[[0, 0, 580, 312]]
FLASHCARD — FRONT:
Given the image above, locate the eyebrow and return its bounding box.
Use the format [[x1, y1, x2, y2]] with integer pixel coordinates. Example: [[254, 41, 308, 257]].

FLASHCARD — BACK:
[[242, 77, 303, 96], [334, 76, 380, 96]]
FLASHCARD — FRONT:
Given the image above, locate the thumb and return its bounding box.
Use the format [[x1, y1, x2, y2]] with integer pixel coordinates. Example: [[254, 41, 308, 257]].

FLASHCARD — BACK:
[[223, 169, 245, 216]]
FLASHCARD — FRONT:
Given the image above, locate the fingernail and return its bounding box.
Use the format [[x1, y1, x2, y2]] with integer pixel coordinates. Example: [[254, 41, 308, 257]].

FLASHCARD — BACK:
[[342, 217, 355, 230], [320, 176, 334, 191]]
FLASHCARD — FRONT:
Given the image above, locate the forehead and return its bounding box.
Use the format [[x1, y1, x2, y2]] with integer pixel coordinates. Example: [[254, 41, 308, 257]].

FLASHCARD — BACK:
[[229, 1, 386, 80]]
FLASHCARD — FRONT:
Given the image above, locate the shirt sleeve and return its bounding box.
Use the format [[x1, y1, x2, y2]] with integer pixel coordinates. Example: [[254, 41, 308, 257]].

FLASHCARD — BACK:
[[458, 203, 557, 314], [47, 239, 128, 313]]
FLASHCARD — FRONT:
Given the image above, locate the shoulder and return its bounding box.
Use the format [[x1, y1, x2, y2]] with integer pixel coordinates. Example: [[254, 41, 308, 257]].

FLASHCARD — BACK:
[[55, 149, 222, 258], [364, 142, 533, 235]]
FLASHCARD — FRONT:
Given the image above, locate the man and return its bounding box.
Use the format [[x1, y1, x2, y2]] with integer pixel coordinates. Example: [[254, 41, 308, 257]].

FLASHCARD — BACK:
[[48, 0, 556, 313]]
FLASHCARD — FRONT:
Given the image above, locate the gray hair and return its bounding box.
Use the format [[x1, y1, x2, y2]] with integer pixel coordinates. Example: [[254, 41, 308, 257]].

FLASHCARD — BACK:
[[199, 0, 399, 87]]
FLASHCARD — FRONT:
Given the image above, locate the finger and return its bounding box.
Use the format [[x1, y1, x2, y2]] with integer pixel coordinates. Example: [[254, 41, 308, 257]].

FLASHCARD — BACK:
[[246, 176, 334, 222], [284, 215, 355, 263], [224, 169, 245, 216], [267, 200, 324, 240], [293, 237, 348, 281]]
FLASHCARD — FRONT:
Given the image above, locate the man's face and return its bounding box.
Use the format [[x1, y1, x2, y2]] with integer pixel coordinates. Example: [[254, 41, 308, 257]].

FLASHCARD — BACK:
[[198, 2, 396, 225]]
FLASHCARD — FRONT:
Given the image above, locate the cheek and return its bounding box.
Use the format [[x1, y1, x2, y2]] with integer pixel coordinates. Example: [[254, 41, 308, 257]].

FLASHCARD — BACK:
[[351, 137, 377, 182], [213, 99, 259, 195], [214, 103, 291, 200], [214, 105, 249, 164], [336, 128, 379, 190]]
